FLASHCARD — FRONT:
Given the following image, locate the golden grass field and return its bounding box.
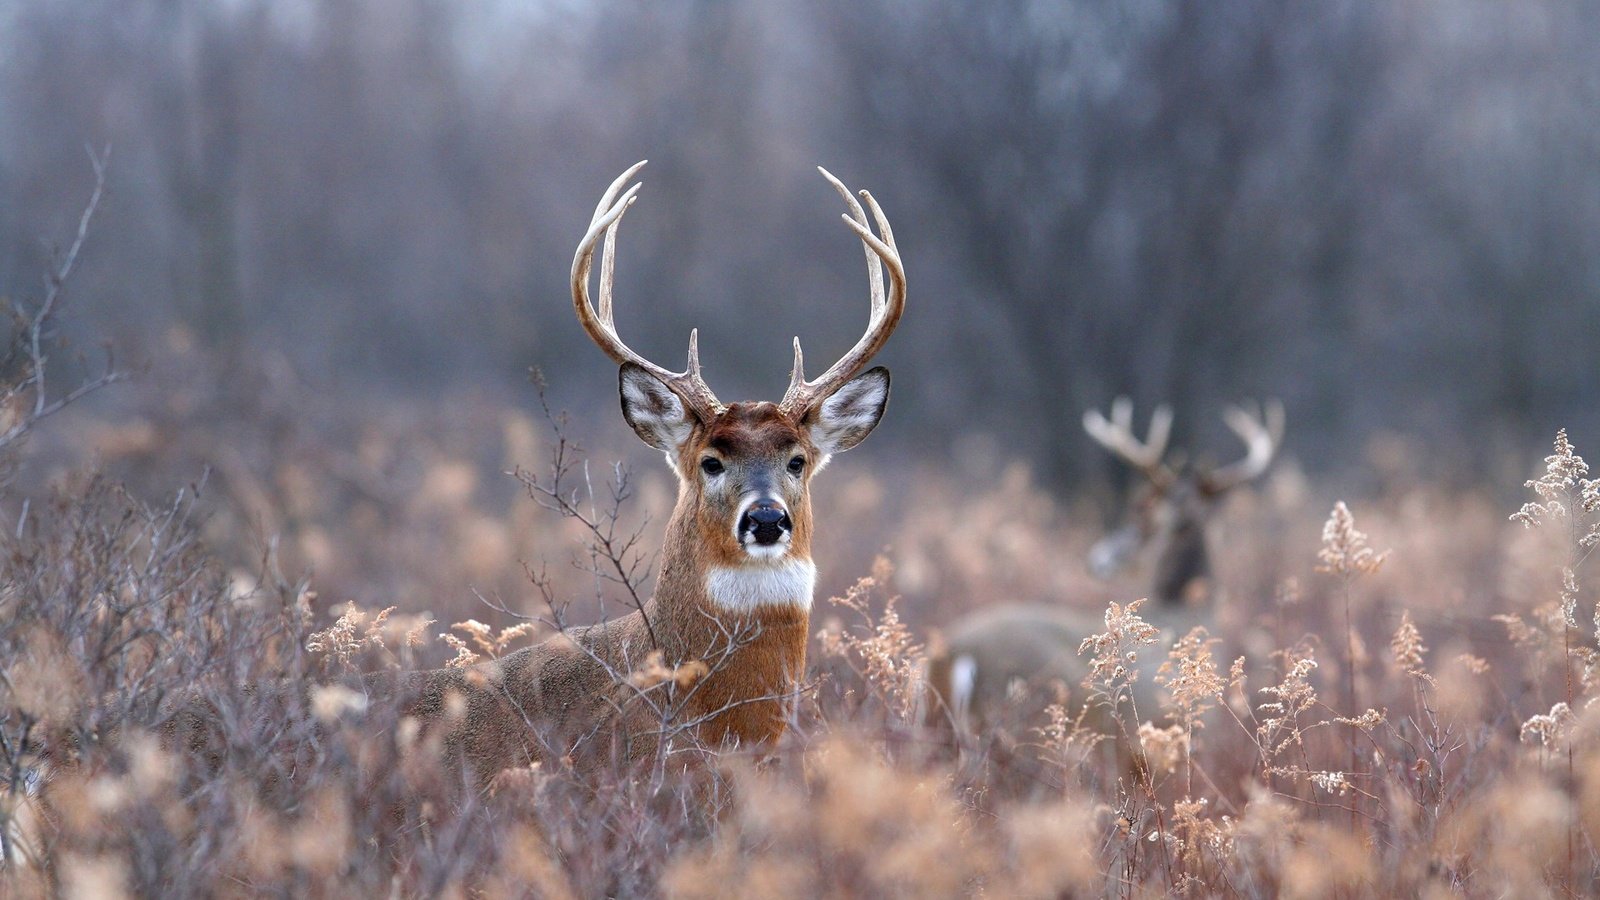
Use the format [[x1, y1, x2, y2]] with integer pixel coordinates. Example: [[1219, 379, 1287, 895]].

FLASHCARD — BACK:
[[3, 337, 1598, 898]]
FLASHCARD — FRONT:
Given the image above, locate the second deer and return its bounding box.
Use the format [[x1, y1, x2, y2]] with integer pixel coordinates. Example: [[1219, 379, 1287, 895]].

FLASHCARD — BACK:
[[924, 398, 1283, 773]]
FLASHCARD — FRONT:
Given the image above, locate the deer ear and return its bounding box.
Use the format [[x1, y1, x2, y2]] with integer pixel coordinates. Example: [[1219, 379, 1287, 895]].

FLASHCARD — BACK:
[[807, 367, 890, 458], [620, 363, 696, 453]]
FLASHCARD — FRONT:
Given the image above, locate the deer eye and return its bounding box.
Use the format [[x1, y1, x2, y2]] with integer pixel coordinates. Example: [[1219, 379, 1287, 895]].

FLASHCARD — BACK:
[[787, 455, 805, 475], [701, 457, 724, 476]]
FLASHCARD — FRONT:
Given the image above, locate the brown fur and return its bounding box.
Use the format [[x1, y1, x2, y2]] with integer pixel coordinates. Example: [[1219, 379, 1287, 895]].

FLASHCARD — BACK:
[[673, 402, 818, 566], [366, 402, 826, 787]]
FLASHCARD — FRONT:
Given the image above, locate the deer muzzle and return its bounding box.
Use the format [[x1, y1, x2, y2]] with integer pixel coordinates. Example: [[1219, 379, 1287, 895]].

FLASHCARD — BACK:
[[1088, 523, 1144, 579], [739, 499, 792, 548]]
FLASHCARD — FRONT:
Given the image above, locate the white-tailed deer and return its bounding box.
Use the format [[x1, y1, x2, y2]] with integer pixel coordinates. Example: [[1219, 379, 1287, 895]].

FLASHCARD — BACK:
[[925, 399, 1282, 773], [364, 162, 905, 783]]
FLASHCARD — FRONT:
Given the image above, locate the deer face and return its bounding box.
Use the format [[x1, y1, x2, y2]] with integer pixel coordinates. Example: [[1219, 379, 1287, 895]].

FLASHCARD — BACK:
[[1083, 398, 1284, 604], [1088, 475, 1222, 607], [573, 162, 903, 574], [571, 160, 901, 580], [620, 365, 890, 565]]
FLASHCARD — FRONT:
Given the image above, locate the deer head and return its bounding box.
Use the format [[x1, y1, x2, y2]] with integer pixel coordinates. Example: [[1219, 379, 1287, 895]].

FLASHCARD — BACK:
[[571, 161, 903, 599], [1082, 397, 1284, 605]]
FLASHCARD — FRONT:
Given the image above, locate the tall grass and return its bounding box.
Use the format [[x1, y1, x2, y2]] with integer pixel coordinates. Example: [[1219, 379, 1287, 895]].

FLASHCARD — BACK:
[[6, 291, 1600, 894]]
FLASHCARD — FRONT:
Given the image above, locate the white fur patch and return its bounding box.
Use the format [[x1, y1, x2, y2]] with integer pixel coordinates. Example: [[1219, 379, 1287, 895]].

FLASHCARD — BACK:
[[949, 654, 977, 726], [705, 559, 817, 613], [740, 542, 792, 560]]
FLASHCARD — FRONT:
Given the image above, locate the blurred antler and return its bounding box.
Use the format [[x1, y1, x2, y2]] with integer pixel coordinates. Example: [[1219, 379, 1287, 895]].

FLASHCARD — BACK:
[[778, 167, 906, 418], [1200, 400, 1285, 494], [1083, 397, 1174, 483], [570, 161, 724, 421]]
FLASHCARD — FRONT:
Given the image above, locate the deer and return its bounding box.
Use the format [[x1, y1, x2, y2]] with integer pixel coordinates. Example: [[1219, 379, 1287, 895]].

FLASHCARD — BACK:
[[924, 398, 1283, 778], [344, 162, 906, 785]]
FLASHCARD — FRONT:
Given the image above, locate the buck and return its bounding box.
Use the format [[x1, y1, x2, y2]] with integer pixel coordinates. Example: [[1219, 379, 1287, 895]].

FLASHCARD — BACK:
[[925, 398, 1282, 768], [363, 162, 904, 782]]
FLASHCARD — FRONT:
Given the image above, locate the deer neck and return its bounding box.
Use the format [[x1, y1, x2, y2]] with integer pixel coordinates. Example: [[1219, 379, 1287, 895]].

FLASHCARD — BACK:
[[642, 492, 814, 747], [652, 493, 816, 640], [1152, 519, 1210, 607]]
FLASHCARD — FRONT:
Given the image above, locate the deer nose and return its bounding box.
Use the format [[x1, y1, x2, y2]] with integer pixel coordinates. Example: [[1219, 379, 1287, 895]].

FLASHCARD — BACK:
[[740, 500, 792, 546]]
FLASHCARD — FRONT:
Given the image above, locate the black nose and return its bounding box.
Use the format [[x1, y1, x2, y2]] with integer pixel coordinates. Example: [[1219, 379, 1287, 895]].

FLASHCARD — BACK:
[[747, 505, 786, 526], [741, 501, 792, 545]]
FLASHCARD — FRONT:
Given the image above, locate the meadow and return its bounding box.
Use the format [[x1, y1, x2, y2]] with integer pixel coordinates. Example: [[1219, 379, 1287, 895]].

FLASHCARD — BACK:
[[2, 317, 1595, 898], [3, 1, 1596, 894]]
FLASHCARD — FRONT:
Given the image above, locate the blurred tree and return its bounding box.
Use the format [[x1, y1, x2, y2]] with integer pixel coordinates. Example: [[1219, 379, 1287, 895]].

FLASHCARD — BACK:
[[0, 0, 1596, 486]]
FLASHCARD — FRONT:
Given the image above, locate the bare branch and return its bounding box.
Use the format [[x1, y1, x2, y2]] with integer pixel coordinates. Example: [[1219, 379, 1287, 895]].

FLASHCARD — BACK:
[[514, 373, 659, 649], [0, 147, 123, 462]]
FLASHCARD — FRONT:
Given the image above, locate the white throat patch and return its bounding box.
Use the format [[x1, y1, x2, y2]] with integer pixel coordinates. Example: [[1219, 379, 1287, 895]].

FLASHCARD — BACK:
[[705, 559, 817, 613]]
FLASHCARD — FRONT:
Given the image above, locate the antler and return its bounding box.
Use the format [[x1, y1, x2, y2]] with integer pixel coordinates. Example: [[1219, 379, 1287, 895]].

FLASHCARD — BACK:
[[778, 167, 907, 418], [1200, 400, 1285, 493], [571, 161, 724, 421], [1083, 397, 1175, 482]]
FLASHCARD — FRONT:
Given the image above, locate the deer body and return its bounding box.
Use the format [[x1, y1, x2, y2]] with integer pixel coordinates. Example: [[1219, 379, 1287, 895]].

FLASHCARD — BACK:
[[367, 164, 904, 784], [372, 582, 808, 776], [926, 400, 1282, 771]]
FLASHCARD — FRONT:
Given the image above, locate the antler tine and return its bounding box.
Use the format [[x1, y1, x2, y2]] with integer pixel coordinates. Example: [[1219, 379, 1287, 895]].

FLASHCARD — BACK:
[[1203, 399, 1285, 492], [1083, 397, 1174, 479], [599, 203, 622, 328], [590, 159, 648, 227], [1109, 395, 1133, 434], [1146, 402, 1174, 461], [780, 168, 907, 417], [572, 162, 723, 421], [818, 167, 884, 316]]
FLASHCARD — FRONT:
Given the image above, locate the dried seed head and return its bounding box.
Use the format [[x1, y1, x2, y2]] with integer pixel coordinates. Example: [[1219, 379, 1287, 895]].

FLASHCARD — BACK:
[[1316, 501, 1388, 576]]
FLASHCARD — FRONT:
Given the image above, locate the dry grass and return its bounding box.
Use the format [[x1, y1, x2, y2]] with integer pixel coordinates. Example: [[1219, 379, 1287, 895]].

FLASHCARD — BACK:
[[5, 334, 1600, 896]]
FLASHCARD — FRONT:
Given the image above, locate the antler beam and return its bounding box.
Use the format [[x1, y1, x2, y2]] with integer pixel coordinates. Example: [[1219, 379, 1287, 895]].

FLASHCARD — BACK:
[[778, 167, 907, 418], [1201, 400, 1285, 493], [1083, 397, 1174, 481], [571, 161, 724, 422]]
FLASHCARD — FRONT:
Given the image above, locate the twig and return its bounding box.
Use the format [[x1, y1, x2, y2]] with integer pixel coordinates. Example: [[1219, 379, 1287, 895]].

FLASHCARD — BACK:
[[0, 145, 123, 456], [516, 371, 659, 649]]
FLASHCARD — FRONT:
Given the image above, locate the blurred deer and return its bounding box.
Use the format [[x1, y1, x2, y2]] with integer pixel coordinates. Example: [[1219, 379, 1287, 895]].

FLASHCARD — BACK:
[[925, 399, 1283, 773], [360, 162, 905, 784]]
